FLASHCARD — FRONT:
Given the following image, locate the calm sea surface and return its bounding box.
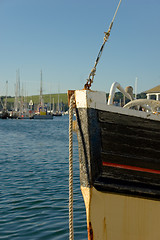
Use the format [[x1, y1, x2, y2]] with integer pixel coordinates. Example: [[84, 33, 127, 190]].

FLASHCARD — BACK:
[[0, 116, 87, 240]]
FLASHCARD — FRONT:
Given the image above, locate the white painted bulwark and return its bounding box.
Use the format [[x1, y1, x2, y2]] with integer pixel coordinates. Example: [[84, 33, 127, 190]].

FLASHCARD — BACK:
[[75, 90, 106, 109], [75, 90, 160, 122]]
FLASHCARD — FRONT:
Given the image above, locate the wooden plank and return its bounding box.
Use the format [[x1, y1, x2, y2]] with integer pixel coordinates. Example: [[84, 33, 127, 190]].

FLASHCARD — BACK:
[[98, 111, 160, 130], [101, 150, 160, 170]]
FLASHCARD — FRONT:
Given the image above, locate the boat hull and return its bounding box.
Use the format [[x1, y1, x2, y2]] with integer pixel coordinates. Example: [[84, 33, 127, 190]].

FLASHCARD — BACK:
[[75, 90, 160, 239], [34, 114, 53, 119]]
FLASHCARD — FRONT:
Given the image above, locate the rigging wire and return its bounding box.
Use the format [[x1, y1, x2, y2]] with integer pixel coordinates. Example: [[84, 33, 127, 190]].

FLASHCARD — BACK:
[[84, 0, 122, 90]]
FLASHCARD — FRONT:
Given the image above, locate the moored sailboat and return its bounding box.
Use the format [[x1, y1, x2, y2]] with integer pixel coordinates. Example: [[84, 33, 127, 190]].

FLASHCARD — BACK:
[[34, 70, 53, 120], [0, 81, 10, 119], [53, 94, 62, 116]]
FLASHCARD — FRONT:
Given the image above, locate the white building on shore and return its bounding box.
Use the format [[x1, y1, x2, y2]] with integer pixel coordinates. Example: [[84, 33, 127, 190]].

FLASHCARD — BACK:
[[145, 85, 160, 101]]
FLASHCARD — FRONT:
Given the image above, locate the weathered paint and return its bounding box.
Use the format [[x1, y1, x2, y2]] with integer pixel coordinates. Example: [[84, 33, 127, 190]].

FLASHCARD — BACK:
[[88, 222, 93, 240], [75, 90, 160, 239], [81, 186, 94, 240], [76, 105, 160, 199], [82, 186, 160, 240], [67, 90, 75, 107], [75, 90, 106, 110], [75, 90, 160, 122]]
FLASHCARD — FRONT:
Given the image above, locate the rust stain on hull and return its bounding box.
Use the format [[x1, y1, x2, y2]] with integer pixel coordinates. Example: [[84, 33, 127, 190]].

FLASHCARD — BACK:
[[81, 187, 93, 239], [88, 222, 93, 240], [103, 217, 107, 239]]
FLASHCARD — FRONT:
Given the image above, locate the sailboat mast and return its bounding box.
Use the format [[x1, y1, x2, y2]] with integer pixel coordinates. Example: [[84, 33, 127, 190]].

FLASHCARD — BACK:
[[53, 98, 54, 112], [40, 70, 43, 108], [4, 81, 8, 110], [58, 94, 59, 112], [14, 70, 19, 112], [50, 93, 51, 113]]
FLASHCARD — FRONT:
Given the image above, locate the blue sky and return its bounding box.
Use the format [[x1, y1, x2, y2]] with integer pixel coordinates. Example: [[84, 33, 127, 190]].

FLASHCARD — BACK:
[[0, 0, 160, 96]]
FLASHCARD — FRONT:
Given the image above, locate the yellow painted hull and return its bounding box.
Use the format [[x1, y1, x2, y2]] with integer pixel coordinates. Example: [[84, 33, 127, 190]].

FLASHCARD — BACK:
[[82, 186, 160, 240]]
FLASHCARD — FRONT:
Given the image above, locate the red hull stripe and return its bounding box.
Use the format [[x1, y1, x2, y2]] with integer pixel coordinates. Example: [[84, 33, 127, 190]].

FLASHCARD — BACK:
[[102, 162, 160, 174]]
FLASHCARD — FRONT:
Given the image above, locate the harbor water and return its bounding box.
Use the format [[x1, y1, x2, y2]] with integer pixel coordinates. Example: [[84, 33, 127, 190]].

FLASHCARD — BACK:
[[0, 116, 87, 240]]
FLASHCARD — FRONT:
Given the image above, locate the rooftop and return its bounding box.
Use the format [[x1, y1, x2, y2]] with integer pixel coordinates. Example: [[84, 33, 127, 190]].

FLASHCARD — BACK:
[[145, 85, 160, 93]]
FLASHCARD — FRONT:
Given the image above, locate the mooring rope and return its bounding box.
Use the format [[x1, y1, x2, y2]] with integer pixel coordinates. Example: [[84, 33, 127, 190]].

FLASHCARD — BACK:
[[69, 94, 75, 240], [84, 0, 122, 90]]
